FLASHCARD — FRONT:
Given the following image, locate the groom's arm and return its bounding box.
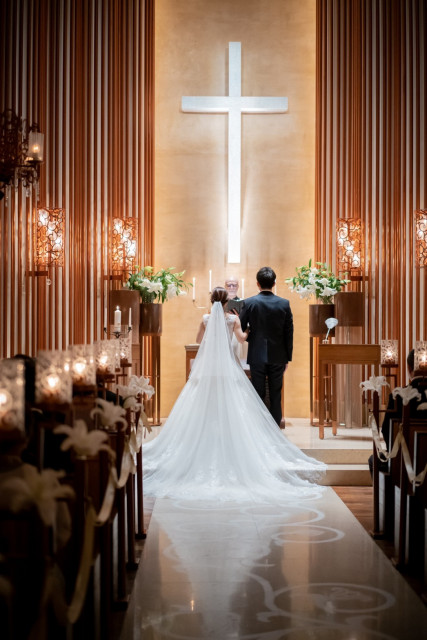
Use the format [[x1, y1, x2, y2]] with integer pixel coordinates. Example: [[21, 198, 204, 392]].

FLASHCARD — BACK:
[[239, 301, 249, 332], [283, 304, 294, 362]]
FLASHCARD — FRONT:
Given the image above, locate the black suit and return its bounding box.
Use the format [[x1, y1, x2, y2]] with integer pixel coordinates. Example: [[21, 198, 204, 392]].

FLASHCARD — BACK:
[[240, 291, 293, 425]]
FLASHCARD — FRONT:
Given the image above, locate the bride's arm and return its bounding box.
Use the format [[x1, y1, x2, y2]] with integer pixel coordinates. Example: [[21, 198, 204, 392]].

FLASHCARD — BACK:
[[195, 321, 206, 344], [233, 315, 248, 344]]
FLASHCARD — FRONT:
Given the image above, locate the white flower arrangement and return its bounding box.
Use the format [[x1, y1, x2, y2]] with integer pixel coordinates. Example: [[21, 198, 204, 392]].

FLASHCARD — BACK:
[[286, 260, 350, 304], [0, 466, 74, 527], [126, 266, 190, 303], [360, 376, 390, 395], [54, 419, 114, 458], [392, 386, 422, 406], [90, 398, 128, 430]]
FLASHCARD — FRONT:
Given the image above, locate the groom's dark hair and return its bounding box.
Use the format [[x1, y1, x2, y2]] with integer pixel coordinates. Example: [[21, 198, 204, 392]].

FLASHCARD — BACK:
[[256, 267, 276, 290]]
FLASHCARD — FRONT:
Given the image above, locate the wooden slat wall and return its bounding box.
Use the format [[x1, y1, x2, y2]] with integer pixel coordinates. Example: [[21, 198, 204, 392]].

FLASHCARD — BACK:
[[316, 0, 427, 383], [0, 0, 150, 357]]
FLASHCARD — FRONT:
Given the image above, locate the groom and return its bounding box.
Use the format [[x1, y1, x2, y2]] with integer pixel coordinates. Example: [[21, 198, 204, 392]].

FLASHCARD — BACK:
[[239, 267, 293, 427]]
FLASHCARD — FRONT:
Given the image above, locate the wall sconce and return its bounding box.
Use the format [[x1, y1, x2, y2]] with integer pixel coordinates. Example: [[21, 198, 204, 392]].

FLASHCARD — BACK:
[[34, 207, 65, 267], [380, 339, 399, 366], [415, 209, 427, 267], [0, 359, 25, 431], [71, 345, 96, 386], [111, 217, 138, 273], [0, 109, 44, 201], [336, 218, 364, 276], [414, 340, 427, 373], [35, 351, 72, 405]]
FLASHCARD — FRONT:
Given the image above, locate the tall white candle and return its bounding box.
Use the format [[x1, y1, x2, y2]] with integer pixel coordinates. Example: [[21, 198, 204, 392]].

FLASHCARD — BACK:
[[128, 307, 132, 327], [114, 306, 121, 326], [192, 277, 196, 300], [241, 278, 245, 298], [209, 270, 212, 293], [104, 307, 107, 328]]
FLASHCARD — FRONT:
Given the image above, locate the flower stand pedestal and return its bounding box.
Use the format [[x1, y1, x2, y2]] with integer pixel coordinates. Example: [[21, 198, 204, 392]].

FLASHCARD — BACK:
[[334, 291, 365, 428], [140, 303, 162, 426], [309, 303, 336, 427]]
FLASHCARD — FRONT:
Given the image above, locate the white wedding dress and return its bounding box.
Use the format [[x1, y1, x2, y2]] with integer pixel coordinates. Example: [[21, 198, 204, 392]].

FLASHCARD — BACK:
[[143, 302, 325, 502]]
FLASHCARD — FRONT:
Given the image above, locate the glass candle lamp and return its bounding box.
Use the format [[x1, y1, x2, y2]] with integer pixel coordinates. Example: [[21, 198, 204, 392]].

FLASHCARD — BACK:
[[0, 359, 25, 431], [414, 341, 427, 372], [35, 351, 72, 405], [71, 345, 96, 386], [380, 340, 399, 366], [95, 340, 117, 374]]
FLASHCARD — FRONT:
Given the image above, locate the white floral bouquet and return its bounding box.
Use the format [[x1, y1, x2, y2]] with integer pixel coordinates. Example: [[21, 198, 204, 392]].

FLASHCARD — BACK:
[[286, 259, 349, 304], [125, 266, 190, 303]]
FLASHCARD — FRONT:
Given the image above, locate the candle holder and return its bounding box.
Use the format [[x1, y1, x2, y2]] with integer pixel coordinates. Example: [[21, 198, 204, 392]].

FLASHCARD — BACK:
[[0, 359, 25, 432], [380, 339, 399, 367], [192, 299, 208, 310], [414, 340, 427, 373], [103, 324, 132, 340], [95, 340, 117, 374], [71, 344, 96, 387], [35, 350, 72, 406]]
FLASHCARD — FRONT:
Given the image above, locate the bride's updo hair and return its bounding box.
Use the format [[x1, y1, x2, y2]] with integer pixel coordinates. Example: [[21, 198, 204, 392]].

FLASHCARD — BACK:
[[210, 286, 228, 306]]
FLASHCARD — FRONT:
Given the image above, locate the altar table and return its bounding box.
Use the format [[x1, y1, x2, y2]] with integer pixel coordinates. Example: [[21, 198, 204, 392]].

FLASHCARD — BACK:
[[317, 343, 381, 439]]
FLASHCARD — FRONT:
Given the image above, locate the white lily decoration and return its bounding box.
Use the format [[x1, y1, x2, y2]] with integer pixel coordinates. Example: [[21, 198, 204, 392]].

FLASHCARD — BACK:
[[392, 386, 422, 406], [90, 398, 127, 430], [116, 384, 142, 410], [0, 466, 74, 527], [54, 419, 113, 457], [417, 389, 427, 411], [128, 375, 155, 399], [360, 376, 390, 394], [325, 317, 338, 341]]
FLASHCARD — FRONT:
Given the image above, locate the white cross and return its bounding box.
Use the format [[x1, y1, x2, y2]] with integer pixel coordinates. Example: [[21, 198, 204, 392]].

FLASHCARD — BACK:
[[182, 42, 288, 263]]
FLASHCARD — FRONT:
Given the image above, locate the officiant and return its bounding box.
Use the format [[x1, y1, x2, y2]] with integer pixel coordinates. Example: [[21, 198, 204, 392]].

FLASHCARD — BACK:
[[224, 276, 248, 367], [225, 276, 244, 313]]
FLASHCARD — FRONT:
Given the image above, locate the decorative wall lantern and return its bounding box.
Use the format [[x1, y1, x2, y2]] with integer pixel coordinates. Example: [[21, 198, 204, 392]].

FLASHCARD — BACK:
[[415, 209, 427, 267], [35, 207, 65, 267], [0, 109, 44, 201], [111, 217, 138, 273], [336, 218, 364, 275]]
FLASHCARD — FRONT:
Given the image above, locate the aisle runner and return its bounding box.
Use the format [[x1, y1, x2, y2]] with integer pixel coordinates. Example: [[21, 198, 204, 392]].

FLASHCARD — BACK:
[[121, 488, 427, 639]]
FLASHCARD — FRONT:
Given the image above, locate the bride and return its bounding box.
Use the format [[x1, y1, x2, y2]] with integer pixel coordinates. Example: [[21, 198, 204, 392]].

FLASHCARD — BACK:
[[143, 287, 325, 502]]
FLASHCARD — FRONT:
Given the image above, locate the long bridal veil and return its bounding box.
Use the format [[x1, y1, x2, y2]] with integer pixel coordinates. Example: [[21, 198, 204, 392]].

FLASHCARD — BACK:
[[143, 302, 325, 502]]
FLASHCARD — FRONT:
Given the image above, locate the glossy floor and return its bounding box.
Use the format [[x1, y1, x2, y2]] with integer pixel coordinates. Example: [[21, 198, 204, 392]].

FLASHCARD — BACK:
[[121, 489, 427, 639]]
